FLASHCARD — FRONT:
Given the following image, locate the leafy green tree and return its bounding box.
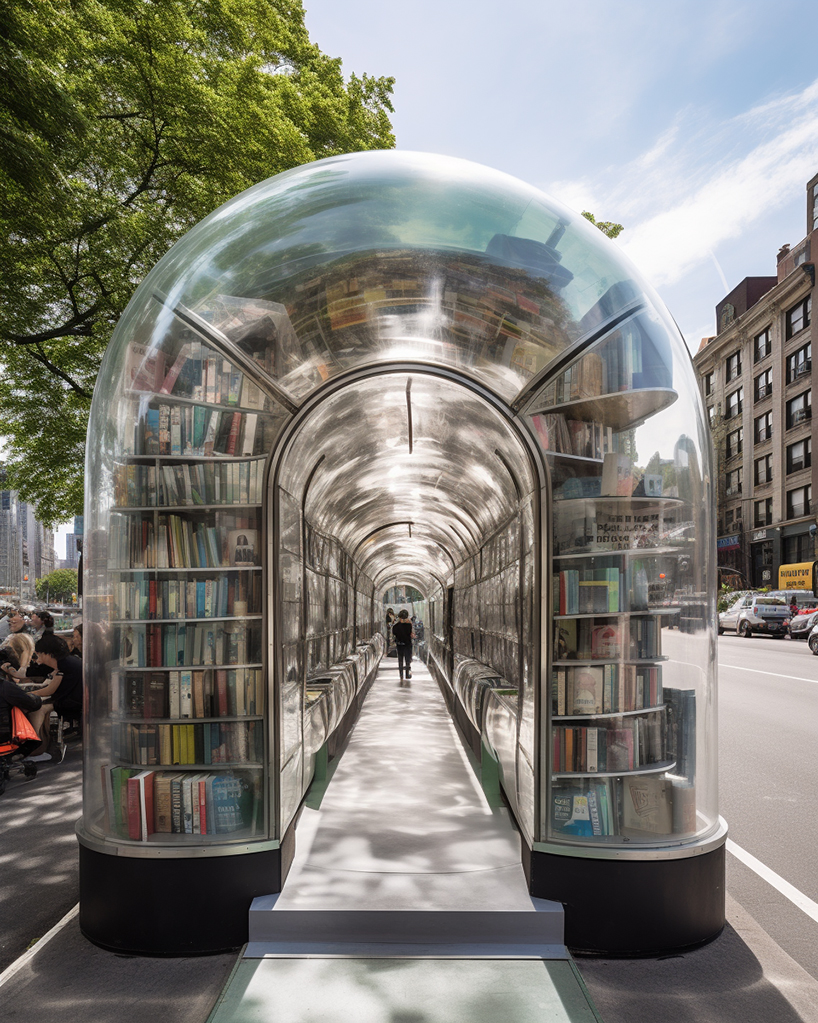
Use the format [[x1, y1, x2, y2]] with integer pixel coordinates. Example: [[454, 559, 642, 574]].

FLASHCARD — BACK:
[[582, 210, 624, 240], [36, 568, 79, 603], [0, 0, 395, 524]]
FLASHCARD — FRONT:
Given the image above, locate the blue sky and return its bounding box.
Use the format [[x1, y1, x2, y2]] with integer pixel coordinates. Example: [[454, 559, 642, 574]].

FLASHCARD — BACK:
[[303, 0, 818, 349]]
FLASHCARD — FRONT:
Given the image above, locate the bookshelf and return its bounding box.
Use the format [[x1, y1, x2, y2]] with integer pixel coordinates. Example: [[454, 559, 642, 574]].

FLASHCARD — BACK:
[[534, 325, 699, 844], [101, 337, 277, 845]]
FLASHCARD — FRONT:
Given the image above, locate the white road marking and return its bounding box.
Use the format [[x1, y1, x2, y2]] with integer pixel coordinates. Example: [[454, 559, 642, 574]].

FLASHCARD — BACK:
[[0, 903, 79, 990], [720, 664, 818, 684], [727, 840, 818, 924]]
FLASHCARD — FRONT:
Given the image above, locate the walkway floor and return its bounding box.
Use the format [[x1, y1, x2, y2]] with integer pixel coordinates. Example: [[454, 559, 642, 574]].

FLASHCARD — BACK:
[[277, 655, 533, 911]]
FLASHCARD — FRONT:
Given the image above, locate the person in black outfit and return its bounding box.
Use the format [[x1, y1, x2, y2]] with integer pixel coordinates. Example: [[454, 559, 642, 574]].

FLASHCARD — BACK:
[[392, 609, 414, 681], [25, 634, 83, 762], [0, 648, 43, 750]]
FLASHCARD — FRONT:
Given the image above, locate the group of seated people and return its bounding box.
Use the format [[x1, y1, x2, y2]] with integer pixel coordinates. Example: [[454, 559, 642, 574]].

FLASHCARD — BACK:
[[0, 608, 83, 765]]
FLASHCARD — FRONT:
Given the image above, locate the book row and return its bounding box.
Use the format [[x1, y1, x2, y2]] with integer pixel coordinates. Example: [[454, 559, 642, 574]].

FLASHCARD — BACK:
[[551, 773, 695, 838], [552, 664, 662, 716], [556, 568, 620, 614], [110, 513, 258, 569], [113, 460, 264, 508], [114, 572, 262, 622], [104, 765, 260, 841], [115, 622, 262, 669], [126, 338, 269, 409], [555, 560, 651, 614], [119, 719, 263, 767], [122, 400, 275, 458], [530, 414, 616, 462], [556, 616, 661, 662], [552, 712, 664, 774], [119, 668, 265, 720]]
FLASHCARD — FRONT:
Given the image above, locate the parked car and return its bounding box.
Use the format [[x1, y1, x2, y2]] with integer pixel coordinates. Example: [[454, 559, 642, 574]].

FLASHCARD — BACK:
[[809, 623, 818, 654], [718, 593, 790, 637], [788, 606, 818, 640]]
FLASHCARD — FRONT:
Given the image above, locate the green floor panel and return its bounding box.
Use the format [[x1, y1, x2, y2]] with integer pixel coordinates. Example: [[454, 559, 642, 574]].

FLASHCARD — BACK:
[[208, 957, 602, 1023]]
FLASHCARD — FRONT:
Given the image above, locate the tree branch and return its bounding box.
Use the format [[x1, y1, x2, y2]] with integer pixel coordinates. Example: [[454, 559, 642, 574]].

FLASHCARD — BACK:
[[27, 343, 94, 399]]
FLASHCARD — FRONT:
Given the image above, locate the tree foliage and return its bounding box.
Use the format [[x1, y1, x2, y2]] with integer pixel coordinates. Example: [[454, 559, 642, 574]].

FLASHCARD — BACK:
[[581, 210, 624, 240], [36, 568, 79, 602], [0, 0, 395, 523]]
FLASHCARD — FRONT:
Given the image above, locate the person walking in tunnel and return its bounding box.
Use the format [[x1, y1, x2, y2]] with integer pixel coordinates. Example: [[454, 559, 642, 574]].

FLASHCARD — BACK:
[[392, 609, 414, 680]]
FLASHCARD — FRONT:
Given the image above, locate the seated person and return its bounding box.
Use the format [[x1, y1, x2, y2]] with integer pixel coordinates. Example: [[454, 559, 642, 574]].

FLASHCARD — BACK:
[[1, 632, 36, 679], [0, 647, 44, 752], [69, 624, 83, 659], [24, 634, 83, 762]]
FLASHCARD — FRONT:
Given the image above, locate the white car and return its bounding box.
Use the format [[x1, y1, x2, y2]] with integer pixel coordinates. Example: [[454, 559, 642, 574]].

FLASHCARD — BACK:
[[718, 593, 790, 637]]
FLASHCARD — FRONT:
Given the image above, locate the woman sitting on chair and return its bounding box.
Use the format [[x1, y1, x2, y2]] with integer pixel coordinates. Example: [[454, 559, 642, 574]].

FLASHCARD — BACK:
[[0, 648, 44, 756], [21, 634, 83, 763]]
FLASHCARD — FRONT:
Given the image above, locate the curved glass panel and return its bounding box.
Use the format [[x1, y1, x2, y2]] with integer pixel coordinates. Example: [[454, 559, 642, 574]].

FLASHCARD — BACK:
[[116, 150, 655, 407], [81, 150, 716, 860]]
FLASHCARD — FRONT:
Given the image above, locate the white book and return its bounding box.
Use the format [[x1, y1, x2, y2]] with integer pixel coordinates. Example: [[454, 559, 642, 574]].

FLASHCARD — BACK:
[[242, 414, 258, 456], [587, 727, 599, 773], [169, 670, 181, 718]]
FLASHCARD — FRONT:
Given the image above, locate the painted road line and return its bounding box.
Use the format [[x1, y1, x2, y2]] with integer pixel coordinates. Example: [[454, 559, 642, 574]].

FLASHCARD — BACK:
[[0, 903, 79, 989], [720, 665, 818, 684], [727, 840, 818, 924]]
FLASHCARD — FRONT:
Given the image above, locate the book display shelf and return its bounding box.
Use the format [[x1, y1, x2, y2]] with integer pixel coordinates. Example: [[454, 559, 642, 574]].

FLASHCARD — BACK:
[[101, 339, 278, 846], [528, 311, 702, 848]]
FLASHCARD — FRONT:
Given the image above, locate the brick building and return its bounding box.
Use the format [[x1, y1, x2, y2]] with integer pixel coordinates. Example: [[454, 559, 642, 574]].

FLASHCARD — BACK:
[[693, 171, 817, 588]]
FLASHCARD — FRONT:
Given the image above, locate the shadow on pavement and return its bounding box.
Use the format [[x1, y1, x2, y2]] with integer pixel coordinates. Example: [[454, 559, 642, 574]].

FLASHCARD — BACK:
[[578, 919, 814, 1023]]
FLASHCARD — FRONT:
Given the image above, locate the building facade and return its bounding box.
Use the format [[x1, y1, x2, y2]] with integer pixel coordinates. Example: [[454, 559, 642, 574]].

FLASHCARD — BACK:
[[0, 465, 57, 600], [694, 171, 817, 588]]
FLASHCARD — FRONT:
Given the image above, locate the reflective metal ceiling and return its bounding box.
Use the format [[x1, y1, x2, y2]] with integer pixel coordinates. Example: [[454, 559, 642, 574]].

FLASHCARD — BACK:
[[277, 372, 536, 593]]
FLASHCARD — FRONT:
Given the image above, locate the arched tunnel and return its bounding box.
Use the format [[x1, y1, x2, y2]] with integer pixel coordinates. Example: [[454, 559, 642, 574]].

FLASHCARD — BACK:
[[77, 150, 725, 957]]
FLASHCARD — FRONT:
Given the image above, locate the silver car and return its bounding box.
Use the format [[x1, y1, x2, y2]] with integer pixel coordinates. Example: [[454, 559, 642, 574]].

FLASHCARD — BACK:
[[718, 593, 790, 637]]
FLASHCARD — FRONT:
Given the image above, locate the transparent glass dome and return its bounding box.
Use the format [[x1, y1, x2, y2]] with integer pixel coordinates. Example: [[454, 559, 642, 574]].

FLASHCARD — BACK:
[[80, 151, 719, 865]]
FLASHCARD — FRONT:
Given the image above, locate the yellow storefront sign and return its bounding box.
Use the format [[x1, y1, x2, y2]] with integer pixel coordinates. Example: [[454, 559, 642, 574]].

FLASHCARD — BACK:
[[777, 561, 815, 590]]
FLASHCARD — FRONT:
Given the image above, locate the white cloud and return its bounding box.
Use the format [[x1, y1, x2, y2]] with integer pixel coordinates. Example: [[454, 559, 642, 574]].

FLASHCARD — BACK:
[[549, 79, 818, 288]]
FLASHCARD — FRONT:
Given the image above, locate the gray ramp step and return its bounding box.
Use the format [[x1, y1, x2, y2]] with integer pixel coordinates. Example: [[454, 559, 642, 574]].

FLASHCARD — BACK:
[[247, 895, 566, 958]]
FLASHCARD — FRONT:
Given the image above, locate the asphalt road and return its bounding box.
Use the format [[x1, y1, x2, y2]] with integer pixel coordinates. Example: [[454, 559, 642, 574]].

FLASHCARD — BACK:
[[715, 629, 818, 982]]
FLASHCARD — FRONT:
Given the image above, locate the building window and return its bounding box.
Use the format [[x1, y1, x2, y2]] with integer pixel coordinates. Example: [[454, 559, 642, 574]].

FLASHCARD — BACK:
[[754, 498, 773, 527], [726, 467, 743, 496], [754, 454, 772, 486], [784, 533, 812, 564], [786, 389, 812, 429], [754, 328, 771, 362], [786, 295, 812, 339], [726, 427, 742, 459], [726, 388, 743, 420], [704, 371, 713, 397], [754, 368, 772, 401], [726, 352, 742, 381], [725, 508, 734, 526], [786, 343, 811, 384], [786, 484, 811, 519], [754, 411, 773, 442], [786, 437, 812, 474]]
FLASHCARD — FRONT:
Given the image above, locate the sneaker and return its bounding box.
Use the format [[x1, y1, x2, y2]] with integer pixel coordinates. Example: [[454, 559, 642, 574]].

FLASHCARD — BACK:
[[28, 752, 52, 762]]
